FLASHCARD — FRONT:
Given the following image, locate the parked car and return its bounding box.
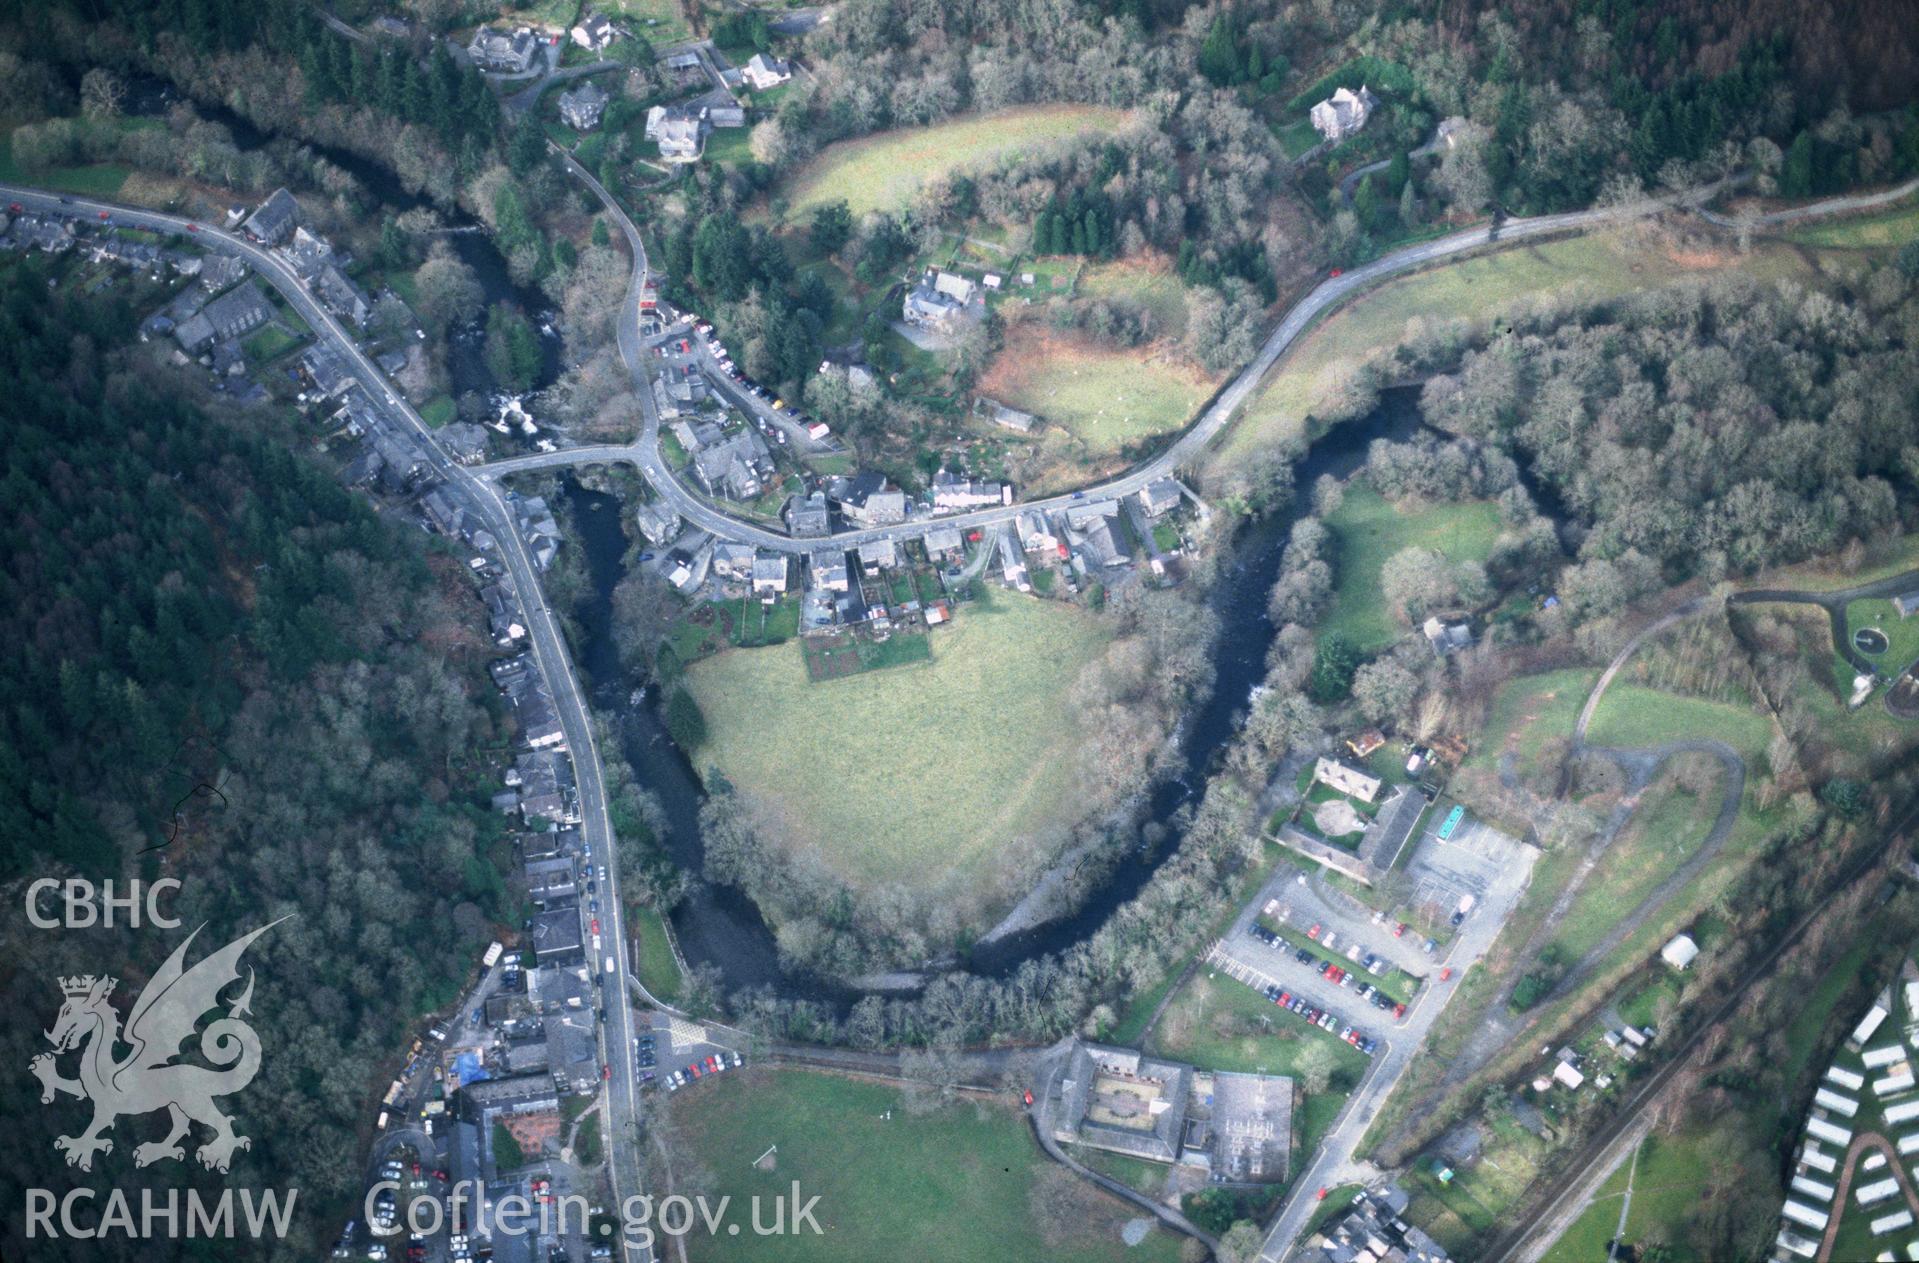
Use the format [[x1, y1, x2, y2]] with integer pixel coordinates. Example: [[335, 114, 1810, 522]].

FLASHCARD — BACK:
[[1393, 1003, 1406, 1019], [1307, 923, 1322, 940], [1295, 947, 1314, 964], [1422, 938, 1438, 955], [1393, 922, 1407, 938]]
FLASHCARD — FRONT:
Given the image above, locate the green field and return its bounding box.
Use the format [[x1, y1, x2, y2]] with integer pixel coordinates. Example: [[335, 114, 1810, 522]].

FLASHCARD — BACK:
[[1274, 118, 1322, 160], [778, 106, 1132, 218], [1076, 258, 1200, 341], [1461, 668, 1598, 778], [1210, 231, 1827, 477], [1542, 1131, 1723, 1263], [241, 323, 304, 364], [1147, 970, 1369, 1084], [1403, 1109, 1551, 1255], [1583, 685, 1776, 766], [1320, 482, 1502, 653], [598, 0, 693, 44], [682, 592, 1111, 906], [663, 1067, 1186, 1263], [975, 326, 1217, 454], [417, 395, 456, 428], [1784, 198, 1919, 249], [1542, 761, 1721, 964], [630, 902, 682, 1004]]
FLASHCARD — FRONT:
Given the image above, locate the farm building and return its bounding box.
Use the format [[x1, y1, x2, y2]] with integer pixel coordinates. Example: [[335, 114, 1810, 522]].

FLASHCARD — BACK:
[[1660, 933, 1699, 970]]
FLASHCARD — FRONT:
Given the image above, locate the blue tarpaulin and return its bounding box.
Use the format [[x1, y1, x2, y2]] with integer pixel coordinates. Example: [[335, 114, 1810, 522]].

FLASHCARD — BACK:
[[453, 1051, 490, 1086]]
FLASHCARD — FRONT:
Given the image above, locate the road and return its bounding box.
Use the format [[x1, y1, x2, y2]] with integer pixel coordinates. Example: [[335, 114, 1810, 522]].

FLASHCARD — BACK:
[[1731, 567, 1919, 679], [0, 181, 656, 1263], [489, 180, 1731, 558], [503, 58, 624, 115], [15, 168, 1905, 1261], [1696, 174, 1919, 228], [1253, 821, 1535, 1261]]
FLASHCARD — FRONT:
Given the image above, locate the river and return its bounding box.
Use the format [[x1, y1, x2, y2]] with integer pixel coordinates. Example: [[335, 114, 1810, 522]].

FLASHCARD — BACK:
[[123, 75, 561, 399], [566, 387, 1431, 996]]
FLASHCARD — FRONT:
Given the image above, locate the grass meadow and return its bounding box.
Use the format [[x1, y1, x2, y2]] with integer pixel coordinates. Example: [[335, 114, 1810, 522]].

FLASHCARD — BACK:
[[1320, 482, 1502, 654], [662, 1067, 1186, 1263], [682, 591, 1109, 905], [974, 325, 1218, 455], [777, 106, 1133, 219]]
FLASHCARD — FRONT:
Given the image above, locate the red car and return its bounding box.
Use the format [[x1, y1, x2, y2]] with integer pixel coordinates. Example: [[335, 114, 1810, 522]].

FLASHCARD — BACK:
[[97, 210, 110, 221], [6, 202, 21, 213], [186, 223, 199, 232], [602, 1063, 611, 1080], [1392, 922, 1406, 938], [1329, 267, 1343, 277], [1307, 923, 1322, 940], [1277, 990, 1293, 1007], [590, 918, 600, 935], [1393, 1003, 1406, 1019], [1439, 967, 1454, 981]]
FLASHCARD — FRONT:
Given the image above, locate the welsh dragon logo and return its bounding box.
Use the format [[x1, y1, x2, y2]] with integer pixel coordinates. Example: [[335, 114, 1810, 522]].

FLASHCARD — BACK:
[[30, 919, 284, 1174]]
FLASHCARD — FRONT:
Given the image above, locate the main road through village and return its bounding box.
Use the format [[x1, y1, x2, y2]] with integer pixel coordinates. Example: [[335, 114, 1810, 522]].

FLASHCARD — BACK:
[[4, 166, 1903, 1261], [0, 183, 656, 1263]]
